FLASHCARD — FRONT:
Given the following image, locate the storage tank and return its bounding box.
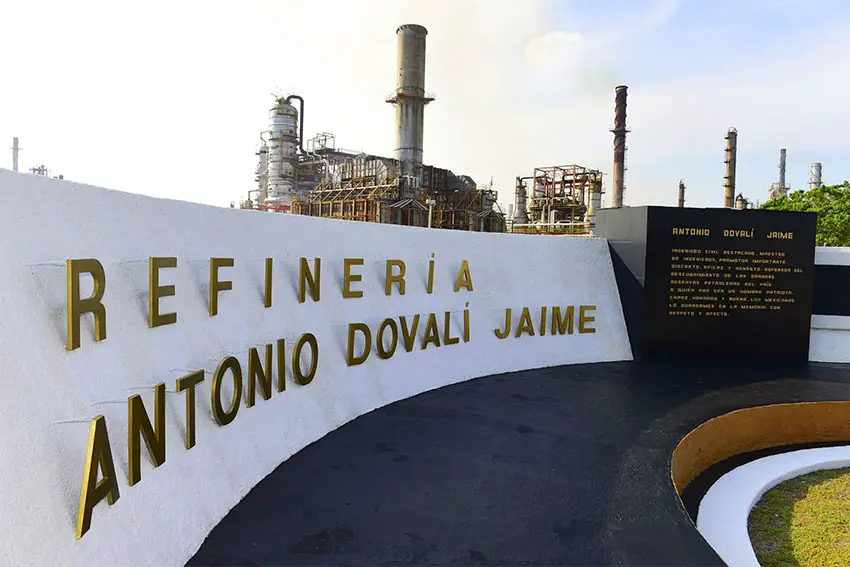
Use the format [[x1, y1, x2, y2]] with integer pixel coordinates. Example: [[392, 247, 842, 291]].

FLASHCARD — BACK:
[[266, 98, 299, 207]]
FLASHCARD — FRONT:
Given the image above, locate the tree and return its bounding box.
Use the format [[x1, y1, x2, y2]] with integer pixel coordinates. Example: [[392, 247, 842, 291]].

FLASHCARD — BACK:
[[759, 181, 850, 246]]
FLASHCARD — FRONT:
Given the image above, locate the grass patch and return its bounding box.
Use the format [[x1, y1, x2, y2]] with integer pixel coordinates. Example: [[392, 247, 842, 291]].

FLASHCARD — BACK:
[[748, 467, 850, 567]]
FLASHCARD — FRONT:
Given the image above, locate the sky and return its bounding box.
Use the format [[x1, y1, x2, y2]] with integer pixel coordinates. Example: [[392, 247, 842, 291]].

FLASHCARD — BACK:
[[1, 0, 849, 212]]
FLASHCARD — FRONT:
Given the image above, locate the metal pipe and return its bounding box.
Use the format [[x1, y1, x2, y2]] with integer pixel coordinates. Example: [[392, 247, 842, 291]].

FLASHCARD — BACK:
[[285, 95, 305, 154], [678, 180, 686, 208], [611, 85, 628, 208], [723, 127, 737, 208]]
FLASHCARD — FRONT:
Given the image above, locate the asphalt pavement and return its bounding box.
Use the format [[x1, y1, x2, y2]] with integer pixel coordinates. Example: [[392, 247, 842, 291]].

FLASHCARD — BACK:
[[187, 360, 850, 566]]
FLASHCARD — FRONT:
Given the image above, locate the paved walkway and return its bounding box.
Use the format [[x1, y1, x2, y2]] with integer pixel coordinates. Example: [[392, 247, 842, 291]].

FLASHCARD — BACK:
[[187, 361, 850, 566]]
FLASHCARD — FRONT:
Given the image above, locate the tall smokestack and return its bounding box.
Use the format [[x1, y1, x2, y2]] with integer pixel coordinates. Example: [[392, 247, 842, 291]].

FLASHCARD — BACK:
[[778, 148, 786, 187], [678, 179, 686, 208], [610, 85, 628, 208], [810, 162, 823, 189], [11, 137, 19, 172], [724, 128, 737, 208], [387, 24, 433, 183]]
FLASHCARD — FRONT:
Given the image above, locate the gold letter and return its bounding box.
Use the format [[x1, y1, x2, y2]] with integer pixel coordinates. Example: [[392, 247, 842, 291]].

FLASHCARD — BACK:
[[495, 308, 512, 339], [515, 307, 535, 337], [421, 312, 441, 349], [376, 318, 398, 359], [276, 338, 286, 392], [343, 258, 364, 299], [551, 306, 575, 335], [299, 257, 321, 303], [347, 323, 371, 366], [400, 314, 420, 352], [176, 370, 204, 450], [426, 254, 435, 294], [247, 344, 273, 407], [292, 333, 319, 385], [385, 260, 406, 296], [67, 258, 107, 351], [454, 260, 473, 292], [211, 356, 242, 426], [540, 306, 547, 337], [443, 311, 460, 345], [209, 258, 234, 316], [76, 415, 119, 539], [128, 383, 166, 486], [264, 258, 273, 308], [463, 302, 470, 343], [579, 305, 596, 334], [149, 257, 177, 328]]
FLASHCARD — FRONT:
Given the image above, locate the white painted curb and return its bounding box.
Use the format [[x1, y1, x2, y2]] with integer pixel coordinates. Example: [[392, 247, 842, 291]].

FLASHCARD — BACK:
[[696, 446, 850, 567]]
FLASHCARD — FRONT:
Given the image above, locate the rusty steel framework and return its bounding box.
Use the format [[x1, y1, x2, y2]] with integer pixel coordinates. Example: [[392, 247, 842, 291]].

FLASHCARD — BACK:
[[424, 185, 504, 232], [291, 169, 504, 232], [525, 165, 603, 227], [291, 176, 403, 223]]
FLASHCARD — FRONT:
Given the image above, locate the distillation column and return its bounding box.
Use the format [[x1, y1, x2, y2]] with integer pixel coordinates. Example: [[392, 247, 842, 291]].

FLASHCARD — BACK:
[[387, 24, 433, 184], [266, 98, 299, 207], [610, 86, 628, 208], [723, 128, 737, 208], [513, 177, 529, 224], [778, 148, 786, 188], [678, 180, 686, 208]]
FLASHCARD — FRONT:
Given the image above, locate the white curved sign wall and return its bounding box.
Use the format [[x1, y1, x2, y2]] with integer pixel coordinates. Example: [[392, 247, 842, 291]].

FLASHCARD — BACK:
[[0, 170, 632, 566]]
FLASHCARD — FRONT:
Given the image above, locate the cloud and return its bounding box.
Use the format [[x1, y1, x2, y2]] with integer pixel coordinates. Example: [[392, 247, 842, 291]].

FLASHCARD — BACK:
[[524, 31, 585, 69]]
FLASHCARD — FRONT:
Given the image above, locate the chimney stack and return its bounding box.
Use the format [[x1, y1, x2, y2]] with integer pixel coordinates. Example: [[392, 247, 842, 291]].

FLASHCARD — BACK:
[[810, 162, 823, 189], [11, 137, 19, 172], [723, 128, 737, 208], [387, 24, 433, 184], [610, 85, 628, 208], [678, 179, 686, 208], [778, 148, 786, 188]]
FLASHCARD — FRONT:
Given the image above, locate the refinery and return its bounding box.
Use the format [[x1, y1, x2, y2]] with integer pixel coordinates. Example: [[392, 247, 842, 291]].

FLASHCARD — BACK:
[[8, 24, 831, 231]]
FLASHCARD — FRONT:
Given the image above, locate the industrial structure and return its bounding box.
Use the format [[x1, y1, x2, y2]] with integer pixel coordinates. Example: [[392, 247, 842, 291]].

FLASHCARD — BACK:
[[235, 21, 835, 233], [723, 128, 737, 208], [809, 162, 823, 189], [610, 86, 628, 209], [508, 83, 625, 235], [11, 137, 19, 172], [767, 148, 790, 200], [238, 24, 505, 233], [510, 166, 603, 235], [7, 137, 64, 179]]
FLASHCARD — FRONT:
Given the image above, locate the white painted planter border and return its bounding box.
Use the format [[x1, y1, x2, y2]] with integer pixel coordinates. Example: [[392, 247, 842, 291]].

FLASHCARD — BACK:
[[696, 445, 850, 567]]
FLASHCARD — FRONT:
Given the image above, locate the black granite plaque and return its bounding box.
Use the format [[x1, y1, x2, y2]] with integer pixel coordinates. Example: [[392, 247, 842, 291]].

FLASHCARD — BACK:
[[596, 206, 817, 363]]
